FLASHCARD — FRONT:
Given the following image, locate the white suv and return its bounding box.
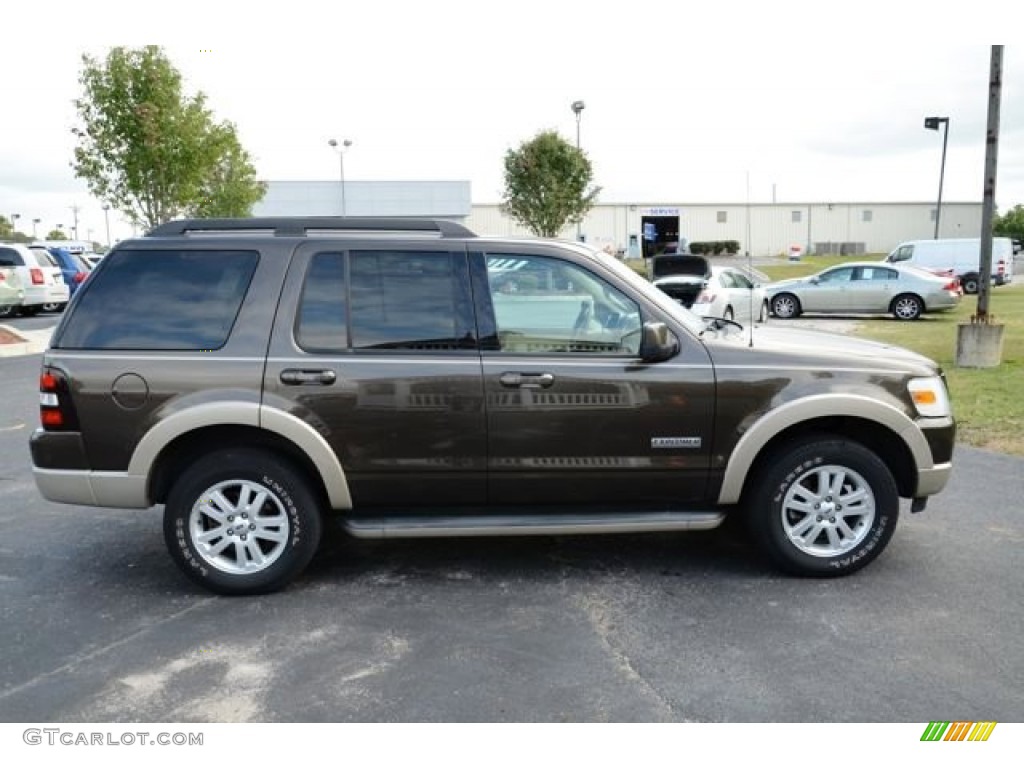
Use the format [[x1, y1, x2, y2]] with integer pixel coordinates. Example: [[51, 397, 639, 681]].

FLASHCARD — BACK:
[[0, 243, 69, 317]]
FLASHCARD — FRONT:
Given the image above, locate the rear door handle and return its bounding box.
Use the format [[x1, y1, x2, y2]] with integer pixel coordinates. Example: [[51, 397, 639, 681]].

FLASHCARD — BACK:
[[280, 368, 337, 386], [499, 372, 555, 389]]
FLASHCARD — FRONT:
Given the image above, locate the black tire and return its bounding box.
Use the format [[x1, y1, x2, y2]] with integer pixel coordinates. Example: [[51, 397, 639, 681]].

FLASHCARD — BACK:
[[18, 305, 41, 317], [746, 437, 899, 577], [163, 448, 323, 595], [961, 274, 980, 294], [0, 304, 16, 319], [41, 302, 63, 313], [891, 293, 923, 321], [771, 293, 801, 319]]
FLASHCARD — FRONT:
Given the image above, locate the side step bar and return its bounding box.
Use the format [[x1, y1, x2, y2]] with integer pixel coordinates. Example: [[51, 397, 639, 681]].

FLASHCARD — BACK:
[[341, 510, 725, 540]]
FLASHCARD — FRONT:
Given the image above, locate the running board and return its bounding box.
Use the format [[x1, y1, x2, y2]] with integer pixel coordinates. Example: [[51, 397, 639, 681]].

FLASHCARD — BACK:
[[341, 510, 725, 540]]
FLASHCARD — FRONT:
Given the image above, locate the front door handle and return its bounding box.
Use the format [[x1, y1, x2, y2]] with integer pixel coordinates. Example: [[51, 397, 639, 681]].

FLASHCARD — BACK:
[[499, 372, 555, 389], [280, 368, 337, 386]]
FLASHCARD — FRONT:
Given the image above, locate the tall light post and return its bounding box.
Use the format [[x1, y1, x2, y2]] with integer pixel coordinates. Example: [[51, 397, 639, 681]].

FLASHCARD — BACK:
[[102, 205, 111, 247], [32, 218, 40, 239], [328, 138, 353, 216], [924, 116, 949, 239], [571, 100, 585, 241], [9, 213, 20, 234]]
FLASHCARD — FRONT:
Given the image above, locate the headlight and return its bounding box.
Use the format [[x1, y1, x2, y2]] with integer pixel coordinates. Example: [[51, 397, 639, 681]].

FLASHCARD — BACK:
[[908, 376, 952, 418]]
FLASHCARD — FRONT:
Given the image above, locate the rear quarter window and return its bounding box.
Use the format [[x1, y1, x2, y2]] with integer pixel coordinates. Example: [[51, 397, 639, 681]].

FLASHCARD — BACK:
[[55, 249, 259, 350]]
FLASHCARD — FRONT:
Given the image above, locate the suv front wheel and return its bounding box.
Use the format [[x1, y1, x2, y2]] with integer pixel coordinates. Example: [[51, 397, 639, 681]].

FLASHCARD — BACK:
[[163, 448, 323, 595], [747, 437, 899, 577]]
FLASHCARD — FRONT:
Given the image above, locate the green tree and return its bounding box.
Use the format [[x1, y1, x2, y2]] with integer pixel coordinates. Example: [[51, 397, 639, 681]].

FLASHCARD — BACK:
[[72, 46, 266, 230], [46, 229, 68, 240], [501, 130, 600, 238], [0, 215, 13, 239], [994, 204, 1024, 238]]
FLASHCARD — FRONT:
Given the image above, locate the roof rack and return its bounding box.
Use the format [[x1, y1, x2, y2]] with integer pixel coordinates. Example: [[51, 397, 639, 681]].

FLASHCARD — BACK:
[[147, 217, 476, 238]]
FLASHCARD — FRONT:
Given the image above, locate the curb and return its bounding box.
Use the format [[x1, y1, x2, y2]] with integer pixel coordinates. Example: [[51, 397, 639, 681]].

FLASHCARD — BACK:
[[0, 325, 53, 358]]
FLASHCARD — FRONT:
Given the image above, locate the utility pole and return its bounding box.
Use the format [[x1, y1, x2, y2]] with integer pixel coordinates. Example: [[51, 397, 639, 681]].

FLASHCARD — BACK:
[[976, 45, 1003, 323], [69, 205, 81, 239], [955, 45, 1005, 368]]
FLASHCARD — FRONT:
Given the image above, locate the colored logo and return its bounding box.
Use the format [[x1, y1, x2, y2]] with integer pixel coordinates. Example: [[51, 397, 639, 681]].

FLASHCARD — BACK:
[[921, 722, 997, 741]]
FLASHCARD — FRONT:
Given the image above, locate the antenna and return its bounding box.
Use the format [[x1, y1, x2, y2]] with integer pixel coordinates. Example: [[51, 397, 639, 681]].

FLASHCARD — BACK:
[[746, 172, 754, 348]]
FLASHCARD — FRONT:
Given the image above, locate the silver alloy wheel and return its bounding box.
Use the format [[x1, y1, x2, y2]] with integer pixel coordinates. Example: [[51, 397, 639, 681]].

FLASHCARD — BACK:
[[893, 296, 921, 320], [780, 464, 876, 557], [189, 479, 290, 575], [772, 294, 798, 318]]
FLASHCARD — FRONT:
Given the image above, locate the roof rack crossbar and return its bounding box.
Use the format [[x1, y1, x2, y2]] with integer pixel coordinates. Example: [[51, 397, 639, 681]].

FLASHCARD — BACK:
[[147, 217, 476, 238]]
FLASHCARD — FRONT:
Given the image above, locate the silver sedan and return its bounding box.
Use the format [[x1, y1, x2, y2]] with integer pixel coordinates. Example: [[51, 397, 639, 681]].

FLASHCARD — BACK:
[[766, 262, 961, 321]]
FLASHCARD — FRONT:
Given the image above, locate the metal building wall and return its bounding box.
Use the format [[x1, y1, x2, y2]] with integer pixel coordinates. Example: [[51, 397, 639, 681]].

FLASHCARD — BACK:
[[468, 202, 983, 256]]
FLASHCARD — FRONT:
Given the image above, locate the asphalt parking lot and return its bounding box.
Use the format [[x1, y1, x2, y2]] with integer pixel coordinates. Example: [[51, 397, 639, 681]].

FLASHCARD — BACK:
[[0, 316, 1022, 723]]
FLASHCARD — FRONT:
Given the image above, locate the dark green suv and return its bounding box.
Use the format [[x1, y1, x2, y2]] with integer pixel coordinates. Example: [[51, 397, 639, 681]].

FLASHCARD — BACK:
[[30, 218, 955, 594]]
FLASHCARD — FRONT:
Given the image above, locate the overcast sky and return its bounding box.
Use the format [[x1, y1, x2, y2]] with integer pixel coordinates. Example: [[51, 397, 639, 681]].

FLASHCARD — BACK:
[[2, 3, 1021, 244]]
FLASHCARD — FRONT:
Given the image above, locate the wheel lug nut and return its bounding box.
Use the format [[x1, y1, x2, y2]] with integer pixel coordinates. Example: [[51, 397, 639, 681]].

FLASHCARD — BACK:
[[250, 524, 256, 531], [240, 534, 247, 541], [816, 515, 823, 522], [242, 513, 248, 519], [227, 516, 234, 522], [829, 517, 836, 523], [814, 503, 820, 509], [227, 528, 234, 535]]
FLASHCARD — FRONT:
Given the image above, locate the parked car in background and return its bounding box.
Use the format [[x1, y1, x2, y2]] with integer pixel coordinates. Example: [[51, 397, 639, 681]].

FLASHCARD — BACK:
[[0, 265, 26, 315], [885, 237, 1015, 293], [43, 246, 92, 307], [688, 266, 769, 324], [650, 254, 712, 308], [766, 262, 961, 321], [81, 252, 104, 268], [0, 243, 69, 317]]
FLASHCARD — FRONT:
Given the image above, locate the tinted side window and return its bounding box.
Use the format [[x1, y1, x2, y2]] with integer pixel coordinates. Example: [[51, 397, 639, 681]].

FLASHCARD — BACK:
[[350, 251, 462, 350], [57, 249, 258, 350], [296, 252, 347, 353], [0, 248, 20, 268], [484, 254, 642, 355]]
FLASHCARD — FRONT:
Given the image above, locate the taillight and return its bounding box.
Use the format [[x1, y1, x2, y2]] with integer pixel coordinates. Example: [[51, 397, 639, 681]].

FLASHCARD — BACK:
[[30, 268, 44, 285], [943, 280, 959, 292], [997, 260, 1006, 275], [73, 272, 87, 283], [39, 367, 79, 431]]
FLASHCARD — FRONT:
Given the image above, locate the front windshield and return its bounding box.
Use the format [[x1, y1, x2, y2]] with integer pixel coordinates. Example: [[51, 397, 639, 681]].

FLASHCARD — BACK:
[[582, 247, 706, 335]]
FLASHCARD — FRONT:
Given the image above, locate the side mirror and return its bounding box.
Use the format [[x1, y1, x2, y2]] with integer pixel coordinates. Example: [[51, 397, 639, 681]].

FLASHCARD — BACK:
[[809, 277, 820, 285], [640, 321, 678, 363]]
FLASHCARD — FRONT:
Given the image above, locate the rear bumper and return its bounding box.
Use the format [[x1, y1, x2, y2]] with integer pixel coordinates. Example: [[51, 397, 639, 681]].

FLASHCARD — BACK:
[[23, 284, 70, 306], [32, 467, 150, 508], [31, 428, 150, 508]]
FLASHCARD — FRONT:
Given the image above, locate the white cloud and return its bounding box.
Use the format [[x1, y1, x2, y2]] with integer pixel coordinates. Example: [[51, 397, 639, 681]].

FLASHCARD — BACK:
[[3, 3, 1023, 243]]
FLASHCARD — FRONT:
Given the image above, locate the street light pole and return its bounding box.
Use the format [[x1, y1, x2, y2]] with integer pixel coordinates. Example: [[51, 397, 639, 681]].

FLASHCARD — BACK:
[[9, 213, 20, 234], [102, 205, 111, 247], [571, 100, 585, 241], [32, 218, 40, 239], [924, 116, 950, 239], [328, 138, 354, 216]]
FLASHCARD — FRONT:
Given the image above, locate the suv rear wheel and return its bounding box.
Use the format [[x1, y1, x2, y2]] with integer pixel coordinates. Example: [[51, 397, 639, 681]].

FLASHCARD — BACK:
[[747, 437, 899, 576], [163, 448, 323, 595]]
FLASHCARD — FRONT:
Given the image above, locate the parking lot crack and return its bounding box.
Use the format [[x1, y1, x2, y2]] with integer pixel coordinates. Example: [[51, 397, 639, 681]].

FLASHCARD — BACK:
[[0, 597, 216, 702], [577, 591, 681, 721]]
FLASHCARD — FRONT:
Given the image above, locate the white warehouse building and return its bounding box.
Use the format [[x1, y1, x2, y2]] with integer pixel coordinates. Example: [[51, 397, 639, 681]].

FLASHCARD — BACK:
[[468, 201, 984, 258], [254, 181, 982, 258]]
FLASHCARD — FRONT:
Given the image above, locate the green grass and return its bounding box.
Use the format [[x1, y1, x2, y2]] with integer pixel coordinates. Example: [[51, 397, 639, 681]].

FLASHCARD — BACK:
[[759, 254, 884, 281], [856, 283, 1024, 455]]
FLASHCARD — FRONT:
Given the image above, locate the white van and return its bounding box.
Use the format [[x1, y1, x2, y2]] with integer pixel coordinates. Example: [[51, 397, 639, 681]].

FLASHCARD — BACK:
[[885, 237, 1014, 294]]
